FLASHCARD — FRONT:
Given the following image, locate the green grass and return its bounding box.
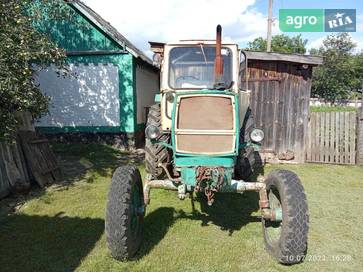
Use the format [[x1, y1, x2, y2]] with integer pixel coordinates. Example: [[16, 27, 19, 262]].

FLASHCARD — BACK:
[[0, 143, 362, 272], [310, 106, 358, 112]]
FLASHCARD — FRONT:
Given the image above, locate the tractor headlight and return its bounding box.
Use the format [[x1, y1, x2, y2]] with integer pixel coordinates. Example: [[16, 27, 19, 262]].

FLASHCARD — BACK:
[[250, 129, 264, 143], [145, 125, 160, 140]]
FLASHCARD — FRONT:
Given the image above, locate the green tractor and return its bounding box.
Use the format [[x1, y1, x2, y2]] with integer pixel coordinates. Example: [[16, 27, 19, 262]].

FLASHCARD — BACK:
[[105, 25, 309, 264]]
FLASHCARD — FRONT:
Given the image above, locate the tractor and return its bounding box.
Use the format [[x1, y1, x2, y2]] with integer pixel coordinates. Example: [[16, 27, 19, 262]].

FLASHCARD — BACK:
[[105, 25, 309, 264]]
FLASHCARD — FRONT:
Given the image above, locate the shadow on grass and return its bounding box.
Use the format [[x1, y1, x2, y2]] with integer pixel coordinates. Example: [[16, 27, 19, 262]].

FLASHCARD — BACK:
[[137, 191, 260, 258], [0, 213, 104, 272], [191, 166, 263, 235], [136, 207, 175, 258], [52, 143, 144, 182], [192, 191, 260, 235]]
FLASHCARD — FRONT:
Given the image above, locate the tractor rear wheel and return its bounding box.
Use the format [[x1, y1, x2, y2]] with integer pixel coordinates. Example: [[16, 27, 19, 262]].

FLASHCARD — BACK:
[[145, 104, 171, 179], [262, 170, 309, 264], [105, 165, 144, 260]]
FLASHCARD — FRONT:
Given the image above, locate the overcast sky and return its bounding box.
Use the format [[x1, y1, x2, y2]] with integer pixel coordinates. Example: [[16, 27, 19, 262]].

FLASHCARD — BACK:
[[83, 0, 363, 56]]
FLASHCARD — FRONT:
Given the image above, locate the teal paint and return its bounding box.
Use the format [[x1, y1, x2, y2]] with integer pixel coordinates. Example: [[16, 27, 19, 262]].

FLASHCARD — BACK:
[[153, 139, 173, 150], [132, 57, 138, 132], [154, 94, 161, 103], [181, 168, 196, 186], [222, 168, 234, 185], [34, 2, 122, 52], [175, 157, 235, 167]]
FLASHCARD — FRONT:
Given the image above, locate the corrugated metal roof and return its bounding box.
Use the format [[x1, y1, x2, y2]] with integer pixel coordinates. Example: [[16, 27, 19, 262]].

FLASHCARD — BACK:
[[65, 0, 153, 66], [244, 51, 323, 66]]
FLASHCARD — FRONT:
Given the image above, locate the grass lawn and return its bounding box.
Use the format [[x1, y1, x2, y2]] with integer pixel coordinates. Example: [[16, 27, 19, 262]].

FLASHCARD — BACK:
[[0, 143, 362, 272]]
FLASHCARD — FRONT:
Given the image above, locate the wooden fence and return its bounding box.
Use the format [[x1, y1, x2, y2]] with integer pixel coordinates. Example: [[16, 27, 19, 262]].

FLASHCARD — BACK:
[[0, 112, 34, 198], [305, 111, 358, 164], [0, 141, 30, 198], [0, 113, 60, 199]]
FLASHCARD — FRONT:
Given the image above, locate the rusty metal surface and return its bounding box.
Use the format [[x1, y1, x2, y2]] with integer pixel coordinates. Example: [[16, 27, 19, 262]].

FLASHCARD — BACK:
[[219, 180, 265, 192], [214, 25, 223, 77], [195, 166, 225, 205], [143, 177, 179, 204]]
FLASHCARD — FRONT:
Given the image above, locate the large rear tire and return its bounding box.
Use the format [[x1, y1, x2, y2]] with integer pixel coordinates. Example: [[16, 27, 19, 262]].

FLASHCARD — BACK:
[[262, 170, 309, 264], [145, 104, 171, 179], [105, 165, 144, 260]]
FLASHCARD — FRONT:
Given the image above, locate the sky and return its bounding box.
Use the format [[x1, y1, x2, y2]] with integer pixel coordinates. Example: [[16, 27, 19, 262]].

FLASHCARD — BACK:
[[82, 0, 363, 56]]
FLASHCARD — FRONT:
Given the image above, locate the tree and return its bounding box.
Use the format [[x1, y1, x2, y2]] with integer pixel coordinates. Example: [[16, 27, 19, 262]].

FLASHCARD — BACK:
[[310, 33, 357, 102], [352, 52, 363, 94], [0, 0, 68, 141], [246, 34, 308, 54]]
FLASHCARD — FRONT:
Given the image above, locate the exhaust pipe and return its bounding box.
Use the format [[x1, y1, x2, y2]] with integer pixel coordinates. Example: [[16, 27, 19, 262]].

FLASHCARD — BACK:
[[214, 24, 225, 89]]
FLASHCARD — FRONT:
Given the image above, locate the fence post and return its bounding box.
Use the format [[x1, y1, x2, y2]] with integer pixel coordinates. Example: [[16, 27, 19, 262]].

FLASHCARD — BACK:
[[358, 99, 363, 166]]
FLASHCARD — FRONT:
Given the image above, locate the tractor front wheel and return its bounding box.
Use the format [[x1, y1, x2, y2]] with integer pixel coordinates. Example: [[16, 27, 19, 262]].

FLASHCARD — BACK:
[[262, 170, 309, 264], [105, 165, 144, 260]]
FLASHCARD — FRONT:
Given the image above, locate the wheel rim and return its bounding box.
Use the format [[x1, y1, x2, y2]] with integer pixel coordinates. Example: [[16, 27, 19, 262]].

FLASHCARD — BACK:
[[264, 186, 282, 244], [130, 184, 143, 238]]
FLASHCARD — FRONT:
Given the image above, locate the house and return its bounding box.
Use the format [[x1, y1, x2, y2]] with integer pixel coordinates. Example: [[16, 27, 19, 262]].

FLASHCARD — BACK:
[[35, 0, 159, 148], [242, 51, 323, 163]]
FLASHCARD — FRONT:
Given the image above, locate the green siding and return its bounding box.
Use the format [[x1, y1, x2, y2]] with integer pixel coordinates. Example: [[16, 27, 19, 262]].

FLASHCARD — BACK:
[[34, 3, 121, 52], [33, 1, 138, 134], [132, 57, 138, 132]]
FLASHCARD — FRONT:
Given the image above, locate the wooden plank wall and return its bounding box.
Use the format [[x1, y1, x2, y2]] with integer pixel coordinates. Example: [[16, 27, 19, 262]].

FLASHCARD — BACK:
[[0, 112, 33, 198], [0, 140, 30, 198], [306, 112, 357, 164], [244, 60, 312, 162]]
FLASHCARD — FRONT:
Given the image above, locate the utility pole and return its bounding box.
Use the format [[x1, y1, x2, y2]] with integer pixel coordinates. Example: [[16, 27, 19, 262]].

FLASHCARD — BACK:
[[266, 0, 273, 52]]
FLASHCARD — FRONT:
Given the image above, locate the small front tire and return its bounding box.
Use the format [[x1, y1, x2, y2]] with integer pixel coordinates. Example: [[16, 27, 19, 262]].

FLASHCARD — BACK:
[[105, 165, 145, 260]]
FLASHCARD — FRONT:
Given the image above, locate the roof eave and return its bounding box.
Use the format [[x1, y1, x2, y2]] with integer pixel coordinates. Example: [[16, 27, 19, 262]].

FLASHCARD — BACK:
[[66, 0, 154, 66], [243, 50, 323, 66]]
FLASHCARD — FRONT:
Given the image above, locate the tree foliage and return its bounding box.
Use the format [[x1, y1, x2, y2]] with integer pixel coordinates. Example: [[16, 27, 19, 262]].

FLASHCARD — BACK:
[[0, 0, 67, 141], [246, 34, 308, 54], [310, 33, 360, 102]]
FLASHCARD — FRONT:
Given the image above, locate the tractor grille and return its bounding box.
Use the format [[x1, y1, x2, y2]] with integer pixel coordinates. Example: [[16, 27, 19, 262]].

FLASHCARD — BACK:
[[175, 95, 235, 154]]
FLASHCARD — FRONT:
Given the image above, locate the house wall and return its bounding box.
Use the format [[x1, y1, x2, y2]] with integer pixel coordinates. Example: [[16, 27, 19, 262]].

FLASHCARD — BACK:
[[36, 54, 136, 133], [34, 2, 138, 134], [36, 63, 120, 128], [135, 61, 160, 128]]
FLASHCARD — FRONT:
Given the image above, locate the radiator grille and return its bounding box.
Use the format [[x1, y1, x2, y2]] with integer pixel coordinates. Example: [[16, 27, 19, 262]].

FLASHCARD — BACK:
[[175, 95, 235, 154]]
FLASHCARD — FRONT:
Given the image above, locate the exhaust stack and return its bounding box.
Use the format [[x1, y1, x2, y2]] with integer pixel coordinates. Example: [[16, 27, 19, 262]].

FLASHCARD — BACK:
[[214, 24, 225, 89]]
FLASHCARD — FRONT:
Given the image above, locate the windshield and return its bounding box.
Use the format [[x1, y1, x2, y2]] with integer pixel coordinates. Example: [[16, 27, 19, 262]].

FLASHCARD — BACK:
[[169, 46, 233, 89]]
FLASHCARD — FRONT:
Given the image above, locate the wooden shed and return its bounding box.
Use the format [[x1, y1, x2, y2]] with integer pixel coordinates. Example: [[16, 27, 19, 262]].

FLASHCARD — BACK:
[[242, 51, 323, 163]]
